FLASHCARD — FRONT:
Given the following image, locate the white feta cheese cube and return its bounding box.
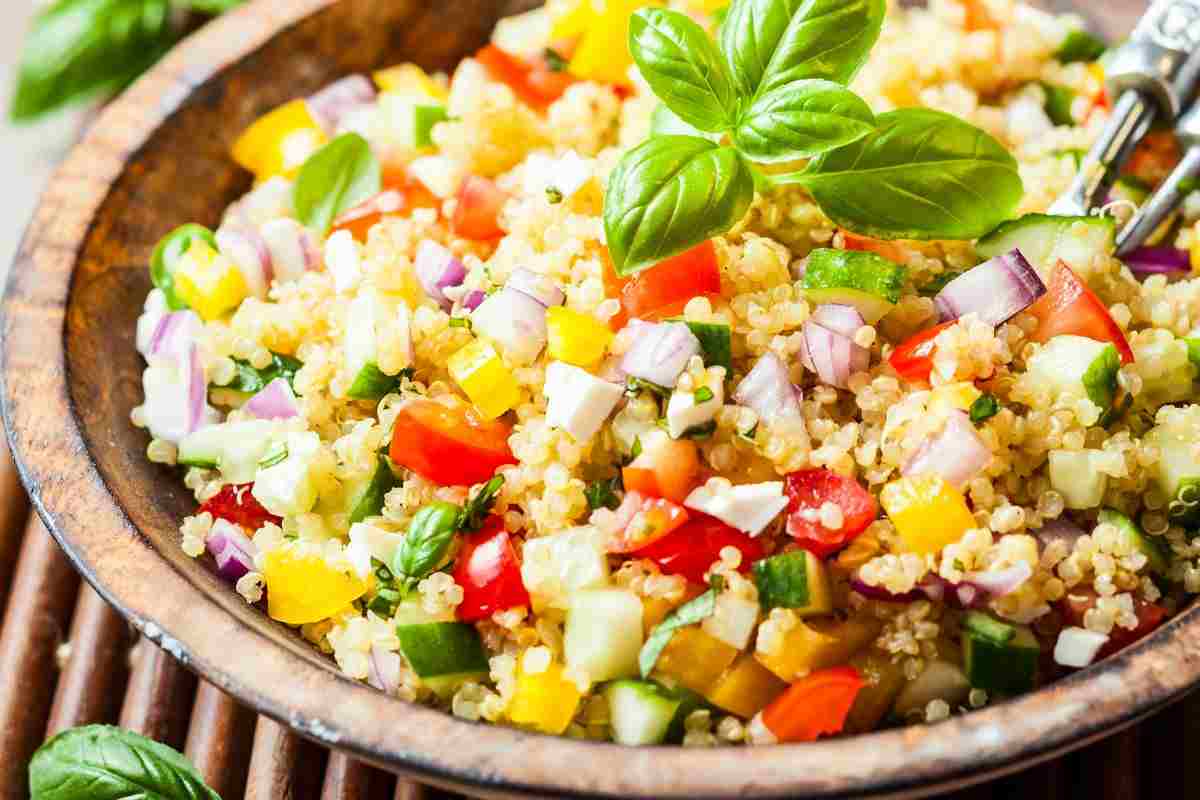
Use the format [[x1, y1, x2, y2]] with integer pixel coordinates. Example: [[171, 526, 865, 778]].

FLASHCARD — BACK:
[[324, 230, 363, 293], [1054, 626, 1109, 668], [684, 480, 789, 537], [523, 150, 593, 201], [545, 361, 624, 442], [666, 375, 723, 438]]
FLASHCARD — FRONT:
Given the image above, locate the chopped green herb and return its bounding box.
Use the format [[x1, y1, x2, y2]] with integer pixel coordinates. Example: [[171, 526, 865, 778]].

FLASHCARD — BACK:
[[228, 352, 303, 394], [639, 588, 717, 677], [458, 475, 504, 533], [681, 420, 718, 439], [630, 436, 644, 461], [969, 394, 1001, 424], [545, 186, 564, 204], [449, 316, 471, 329], [1055, 28, 1107, 64], [626, 376, 670, 399], [257, 443, 288, 469], [708, 573, 726, 593], [585, 475, 623, 511], [694, 386, 715, 403], [393, 501, 461, 581], [543, 47, 569, 72], [739, 422, 759, 441]]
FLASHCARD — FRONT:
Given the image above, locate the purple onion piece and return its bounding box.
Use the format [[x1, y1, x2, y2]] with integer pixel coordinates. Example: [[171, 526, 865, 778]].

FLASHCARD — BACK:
[[187, 345, 208, 436], [1123, 246, 1191, 275], [850, 577, 925, 603], [216, 225, 274, 296], [963, 561, 1033, 598], [244, 378, 300, 420], [620, 321, 701, 388], [415, 240, 466, 309], [802, 319, 861, 389], [935, 248, 1046, 327], [206, 519, 258, 583], [811, 303, 865, 339], [462, 289, 487, 311], [471, 288, 549, 363], [307, 75, 378, 135], [507, 268, 565, 308], [261, 219, 320, 283], [367, 645, 402, 693], [902, 410, 992, 488], [733, 352, 801, 421], [148, 311, 203, 365], [1035, 517, 1085, 550]]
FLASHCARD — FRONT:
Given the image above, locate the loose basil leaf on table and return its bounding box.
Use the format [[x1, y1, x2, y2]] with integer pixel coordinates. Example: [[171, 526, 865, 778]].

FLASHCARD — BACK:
[[629, 8, 740, 133], [151, 224, 217, 311], [393, 500, 462, 581], [720, 0, 886, 96], [29, 724, 222, 800], [605, 135, 755, 275], [293, 132, 381, 235], [734, 79, 875, 161], [783, 108, 1024, 241]]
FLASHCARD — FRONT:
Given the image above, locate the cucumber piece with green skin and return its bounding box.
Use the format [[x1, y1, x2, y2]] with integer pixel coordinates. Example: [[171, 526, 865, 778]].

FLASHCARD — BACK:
[[603, 679, 683, 745], [347, 362, 401, 400], [565, 588, 644, 683], [670, 319, 732, 370], [976, 213, 1115, 279], [177, 420, 279, 480], [752, 550, 831, 615], [1081, 343, 1120, 414], [663, 685, 707, 744], [1039, 82, 1076, 126], [963, 615, 1039, 694], [411, 104, 449, 149], [348, 456, 399, 524], [1025, 335, 1118, 415], [1055, 28, 1107, 64], [802, 249, 907, 304], [1144, 421, 1200, 502], [1098, 509, 1170, 574], [395, 622, 489, 698]]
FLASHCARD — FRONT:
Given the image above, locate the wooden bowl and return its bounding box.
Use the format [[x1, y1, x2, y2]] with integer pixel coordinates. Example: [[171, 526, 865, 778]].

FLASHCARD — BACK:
[[1, 0, 1179, 797]]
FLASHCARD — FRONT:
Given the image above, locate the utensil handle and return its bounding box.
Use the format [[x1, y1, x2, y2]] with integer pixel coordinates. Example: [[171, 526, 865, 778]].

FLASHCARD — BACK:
[[1105, 0, 1200, 117]]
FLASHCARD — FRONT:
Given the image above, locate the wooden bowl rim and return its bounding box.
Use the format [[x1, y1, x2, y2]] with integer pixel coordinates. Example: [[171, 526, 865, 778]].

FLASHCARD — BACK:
[[4, 1, 1199, 797]]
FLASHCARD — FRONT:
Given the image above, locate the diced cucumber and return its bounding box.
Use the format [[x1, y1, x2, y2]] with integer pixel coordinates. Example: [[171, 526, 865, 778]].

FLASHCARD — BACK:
[[801, 249, 907, 323], [963, 616, 1039, 695], [1134, 332, 1196, 408], [347, 362, 401, 401], [1082, 343, 1120, 413], [347, 456, 399, 524], [1039, 82, 1076, 126], [1055, 28, 1107, 64], [565, 589, 644, 683], [976, 213, 1114, 280], [1098, 509, 1170, 574], [177, 420, 280, 482], [251, 432, 322, 515], [1025, 335, 1114, 413], [344, 291, 404, 401], [1048, 450, 1108, 510], [701, 591, 760, 650], [411, 104, 449, 149], [963, 611, 1016, 644], [670, 319, 732, 370], [1111, 175, 1151, 206], [603, 679, 683, 746], [752, 550, 832, 616], [892, 659, 970, 718], [520, 527, 610, 611], [1144, 421, 1200, 501], [395, 622, 489, 698]]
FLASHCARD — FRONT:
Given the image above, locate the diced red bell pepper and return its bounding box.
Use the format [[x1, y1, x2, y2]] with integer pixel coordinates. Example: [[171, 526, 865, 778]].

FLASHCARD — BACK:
[[1027, 261, 1134, 364], [475, 44, 577, 108], [1058, 588, 1166, 659], [605, 491, 690, 554], [454, 516, 530, 621], [389, 397, 517, 486], [605, 240, 723, 331], [888, 321, 956, 383], [785, 468, 878, 559], [198, 483, 282, 531], [451, 175, 507, 241], [634, 513, 763, 584], [760, 666, 865, 743]]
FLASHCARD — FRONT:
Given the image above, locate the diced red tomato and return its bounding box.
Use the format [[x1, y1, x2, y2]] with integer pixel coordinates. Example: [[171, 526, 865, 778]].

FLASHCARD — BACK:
[[198, 483, 282, 531], [606, 491, 690, 554], [1059, 588, 1167, 660], [332, 190, 408, 243], [621, 434, 702, 504], [454, 516, 530, 621], [840, 231, 908, 265], [1027, 262, 1134, 364], [389, 397, 517, 486], [1124, 130, 1180, 186], [784, 469, 878, 559], [634, 513, 764, 584], [760, 666, 865, 743], [888, 321, 956, 383], [475, 44, 577, 108], [605, 241, 723, 331], [451, 176, 507, 241]]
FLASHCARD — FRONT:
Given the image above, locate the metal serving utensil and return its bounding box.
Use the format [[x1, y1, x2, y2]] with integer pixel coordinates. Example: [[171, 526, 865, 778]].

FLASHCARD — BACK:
[[1050, 0, 1200, 231]]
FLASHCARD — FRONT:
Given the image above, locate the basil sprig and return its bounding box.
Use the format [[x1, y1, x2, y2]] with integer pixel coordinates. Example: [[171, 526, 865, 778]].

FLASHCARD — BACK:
[[393, 501, 462, 582], [29, 724, 222, 800], [293, 133, 381, 235], [604, 0, 1024, 275]]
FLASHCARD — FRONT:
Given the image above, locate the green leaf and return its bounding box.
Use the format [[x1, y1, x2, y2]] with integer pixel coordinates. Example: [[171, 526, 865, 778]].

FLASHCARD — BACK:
[[720, 0, 885, 97], [639, 589, 717, 677], [630, 8, 740, 133], [1082, 343, 1120, 412], [150, 224, 216, 311], [604, 135, 756, 275], [28, 724, 221, 800], [585, 476, 623, 511], [1186, 337, 1200, 369], [10, 0, 177, 123], [788, 108, 1024, 241], [186, 0, 244, 11], [734, 79, 874, 162], [969, 393, 1001, 424], [458, 476, 504, 533], [650, 104, 723, 142], [293, 133, 381, 235], [1055, 28, 1107, 64], [393, 501, 462, 581], [227, 353, 303, 394], [1040, 82, 1076, 127]]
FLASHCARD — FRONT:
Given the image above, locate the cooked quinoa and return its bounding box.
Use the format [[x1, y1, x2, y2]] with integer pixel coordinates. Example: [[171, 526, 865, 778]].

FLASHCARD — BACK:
[[132, 0, 1200, 746]]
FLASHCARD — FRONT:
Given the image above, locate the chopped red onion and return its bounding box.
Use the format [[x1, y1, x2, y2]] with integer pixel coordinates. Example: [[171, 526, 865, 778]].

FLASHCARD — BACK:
[[307, 75, 377, 135], [143, 343, 216, 443], [471, 288, 548, 364], [507, 269, 565, 307], [148, 310, 203, 367], [244, 377, 300, 420], [367, 645, 402, 693], [811, 304, 865, 339], [733, 353, 802, 420], [222, 176, 293, 229], [801, 319, 861, 389], [206, 518, 258, 583], [261, 219, 320, 283], [935, 248, 1045, 327], [852, 562, 1030, 609], [849, 577, 925, 603], [136, 291, 170, 358], [620, 321, 701, 388], [1123, 246, 1191, 275], [963, 561, 1033, 597], [1035, 517, 1085, 550], [902, 410, 992, 488], [462, 289, 486, 310], [216, 225, 273, 298], [415, 240, 467, 309]]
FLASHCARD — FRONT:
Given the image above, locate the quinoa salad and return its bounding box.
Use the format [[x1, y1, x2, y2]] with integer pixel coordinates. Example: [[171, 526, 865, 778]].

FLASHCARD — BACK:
[[132, 0, 1200, 746]]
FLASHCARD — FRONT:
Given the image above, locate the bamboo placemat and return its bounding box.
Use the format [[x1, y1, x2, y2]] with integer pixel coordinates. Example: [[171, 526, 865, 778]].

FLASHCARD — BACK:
[[1, 434, 1198, 799]]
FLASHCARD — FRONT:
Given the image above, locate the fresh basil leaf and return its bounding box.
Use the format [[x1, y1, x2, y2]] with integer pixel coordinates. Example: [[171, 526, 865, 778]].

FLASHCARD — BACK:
[[968, 393, 1000, 424], [604, 135, 755, 275], [650, 104, 723, 142], [29, 724, 221, 800], [393, 501, 461, 581], [10, 0, 177, 123], [458, 476, 504, 533], [1040, 81, 1076, 127], [227, 353, 303, 394], [734, 78, 874, 162], [789, 108, 1024, 241], [293, 133, 381, 235], [630, 8, 739, 133], [1055, 28, 1107, 64], [720, 0, 885, 97], [151, 224, 216, 311], [639, 588, 717, 677]]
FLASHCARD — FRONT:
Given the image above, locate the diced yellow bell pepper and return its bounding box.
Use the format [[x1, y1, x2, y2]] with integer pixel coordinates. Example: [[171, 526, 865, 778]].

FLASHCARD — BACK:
[[843, 651, 907, 733], [373, 63, 448, 102], [508, 659, 583, 734], [447, 339, 520, 420], [928, 381, 981, 415], [754, 617, 881, 683], [880, 475, 976, 555], [549, 0, 593, 40], [172, 240, 249, 321], [231, 99, 327, 180], [704, 654, 788, 719], [263, 549, 368, 626], [554, 0, 656, 86], [1191, 224, 1200, 274], [641, 596, 677, 635], [654, 626, 738, 695], [546, 306, 614, 368]]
